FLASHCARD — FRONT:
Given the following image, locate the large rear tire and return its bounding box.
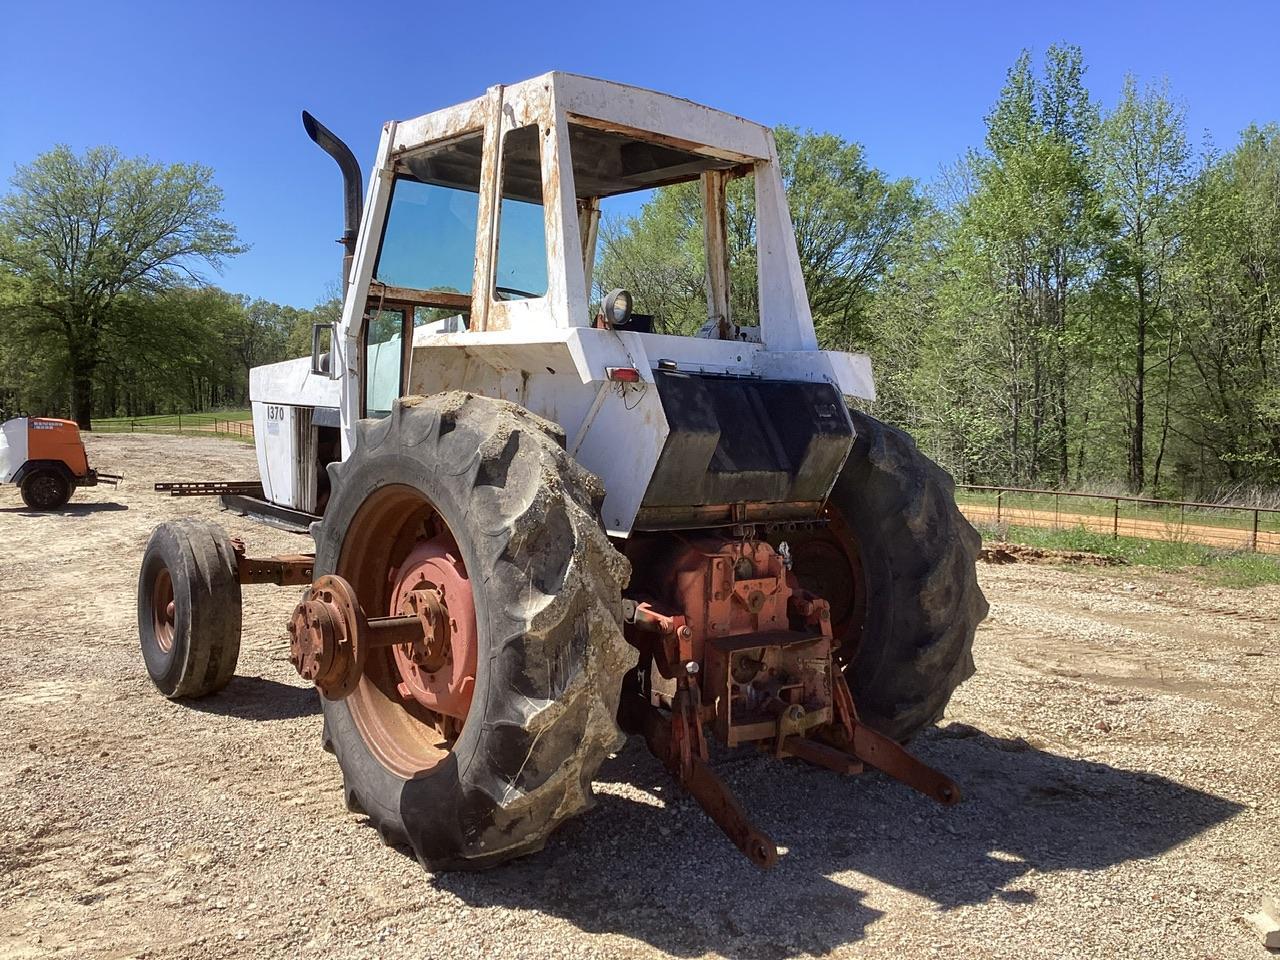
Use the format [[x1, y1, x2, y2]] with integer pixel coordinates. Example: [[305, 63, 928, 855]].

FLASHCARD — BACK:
[[785, 409, 986, 742], [314, 394, 633, 871]]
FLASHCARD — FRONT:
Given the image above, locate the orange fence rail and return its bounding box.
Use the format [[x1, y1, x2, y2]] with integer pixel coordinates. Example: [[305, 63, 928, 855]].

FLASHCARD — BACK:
[[956, 484, 1280, 555]]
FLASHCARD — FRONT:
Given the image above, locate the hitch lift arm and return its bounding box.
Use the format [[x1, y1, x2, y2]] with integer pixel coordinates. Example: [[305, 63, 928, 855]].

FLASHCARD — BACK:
[[625, 658, 960, 869]]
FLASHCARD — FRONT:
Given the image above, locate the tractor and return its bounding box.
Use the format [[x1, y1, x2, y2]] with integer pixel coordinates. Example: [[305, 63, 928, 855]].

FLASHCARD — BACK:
[[136, 74, 987, 870]]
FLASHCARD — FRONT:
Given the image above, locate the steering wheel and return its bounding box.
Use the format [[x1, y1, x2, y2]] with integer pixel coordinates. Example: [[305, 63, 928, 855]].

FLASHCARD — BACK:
[[494, 285, 542, 302]]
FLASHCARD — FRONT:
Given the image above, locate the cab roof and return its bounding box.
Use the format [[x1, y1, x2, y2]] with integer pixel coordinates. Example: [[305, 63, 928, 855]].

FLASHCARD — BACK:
[[388, 72, 775, 181]]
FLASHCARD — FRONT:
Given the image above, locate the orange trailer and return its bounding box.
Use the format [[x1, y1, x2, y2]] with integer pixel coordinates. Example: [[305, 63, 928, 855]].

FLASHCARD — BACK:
[[0, 417, 120, 509]]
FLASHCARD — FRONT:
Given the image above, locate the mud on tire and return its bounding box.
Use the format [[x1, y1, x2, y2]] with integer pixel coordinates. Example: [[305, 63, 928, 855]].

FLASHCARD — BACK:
[[820, 409, 987, 742], [315, 393, 634, 871]]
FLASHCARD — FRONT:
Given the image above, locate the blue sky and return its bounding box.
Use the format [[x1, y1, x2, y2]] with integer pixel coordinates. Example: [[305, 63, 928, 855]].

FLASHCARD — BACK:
[[2, 0, 1277, 307]]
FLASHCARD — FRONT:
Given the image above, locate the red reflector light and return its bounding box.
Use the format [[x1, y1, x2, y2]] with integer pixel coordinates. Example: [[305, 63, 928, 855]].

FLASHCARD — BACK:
[[607, 367, 641, 382]]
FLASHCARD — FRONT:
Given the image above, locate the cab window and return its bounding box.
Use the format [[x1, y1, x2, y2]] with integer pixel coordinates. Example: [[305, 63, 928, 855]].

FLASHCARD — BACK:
[[376, 180, 478, 295], [363, 307, 404, 419], [570, 122, 759, 337], [375, 131, 483, 297], [364, 132, 483, 417], [493, 124, 548, 301]]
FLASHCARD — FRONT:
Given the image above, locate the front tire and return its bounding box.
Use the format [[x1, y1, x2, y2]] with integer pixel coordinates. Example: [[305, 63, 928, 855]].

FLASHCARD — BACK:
[[137, 520, 242, 698], [315, 394, 633, 870]]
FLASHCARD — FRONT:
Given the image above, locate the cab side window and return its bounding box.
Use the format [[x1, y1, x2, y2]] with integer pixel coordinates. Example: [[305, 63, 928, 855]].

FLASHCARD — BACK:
[[492, 124, 548, 301], [363, 307, 405, 419]]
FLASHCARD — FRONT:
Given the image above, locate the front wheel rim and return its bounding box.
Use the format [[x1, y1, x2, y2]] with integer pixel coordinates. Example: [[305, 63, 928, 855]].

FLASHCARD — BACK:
[[151, 567, 176, 654]]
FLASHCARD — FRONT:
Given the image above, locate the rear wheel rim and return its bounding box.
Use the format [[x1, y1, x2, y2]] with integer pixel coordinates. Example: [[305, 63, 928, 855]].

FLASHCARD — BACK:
[[337, 484, 479, 780], [782, 507, 866, 659], [151, 568, 176, 654], [388, 536, 477, 729], [29, 474, 63, 508]]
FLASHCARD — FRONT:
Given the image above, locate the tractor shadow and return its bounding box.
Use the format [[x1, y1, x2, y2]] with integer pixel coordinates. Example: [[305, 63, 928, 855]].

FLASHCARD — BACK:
[[0, 502, 128, 515], [429, 723, 1243, 958], [187, 676, 320, 721]]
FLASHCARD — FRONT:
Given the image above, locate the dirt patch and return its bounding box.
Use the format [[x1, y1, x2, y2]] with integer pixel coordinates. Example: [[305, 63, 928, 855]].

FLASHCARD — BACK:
[[979, 540, 1127, 566], [0, 434, 1277, 959]]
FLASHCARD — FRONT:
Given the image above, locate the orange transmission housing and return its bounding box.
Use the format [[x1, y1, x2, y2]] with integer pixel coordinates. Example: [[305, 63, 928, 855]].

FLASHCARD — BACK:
[[27, 419, 89, 477], [628, 537, 835, 748]]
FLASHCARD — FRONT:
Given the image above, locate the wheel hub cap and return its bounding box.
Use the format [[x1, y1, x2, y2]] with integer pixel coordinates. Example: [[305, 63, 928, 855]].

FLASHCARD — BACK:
[[388, 535, 477, 720], [152, 568, 176, 653]]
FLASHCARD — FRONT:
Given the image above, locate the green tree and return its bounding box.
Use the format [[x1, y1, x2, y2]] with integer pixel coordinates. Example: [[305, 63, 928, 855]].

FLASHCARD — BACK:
[[1094, 76, 1191, 490], [225, 298, 298, 390], [1174, 125, 1280, 486], [596, 183, 707, 335], [286, 284, 343, 358], [952, 45, 1103, 485], [596, 127, 919, 342], [0, 265, 67, 417], [93, 286, 244, 416], [775, 128, 922, 349], [0, 145, 243, 427]]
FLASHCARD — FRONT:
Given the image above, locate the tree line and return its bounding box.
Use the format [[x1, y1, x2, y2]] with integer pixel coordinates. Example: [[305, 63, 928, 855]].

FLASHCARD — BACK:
[[0, 145, 336, 423], [0, 273, 338, 421], [872, 48, 1280, 500], [598, 45, 1279, 499], [2, 46, 1276, 499]]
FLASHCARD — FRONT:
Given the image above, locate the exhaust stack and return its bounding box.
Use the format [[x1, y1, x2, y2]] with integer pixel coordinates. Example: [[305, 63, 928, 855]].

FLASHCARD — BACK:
[[302, 111, 363, 292]]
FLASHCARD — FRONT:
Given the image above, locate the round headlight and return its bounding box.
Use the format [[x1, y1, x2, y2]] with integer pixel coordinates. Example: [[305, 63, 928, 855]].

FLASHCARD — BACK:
[[601, 288, 633, 328]]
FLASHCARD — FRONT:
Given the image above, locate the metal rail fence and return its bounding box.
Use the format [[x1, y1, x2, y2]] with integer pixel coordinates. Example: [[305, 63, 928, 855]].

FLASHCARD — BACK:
[[955, 484, 1280, 555], [93, 414, 255, 441]]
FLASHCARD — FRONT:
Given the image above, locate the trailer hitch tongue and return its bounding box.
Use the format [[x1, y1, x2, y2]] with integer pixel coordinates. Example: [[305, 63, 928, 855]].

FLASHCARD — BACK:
[[287, 574, 429, 700]]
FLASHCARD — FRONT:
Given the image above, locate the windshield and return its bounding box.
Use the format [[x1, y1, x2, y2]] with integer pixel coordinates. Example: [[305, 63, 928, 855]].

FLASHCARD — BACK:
[[376, 179, 478, 294], [569, 122, 759, 337], [493, 124, 548, 300]]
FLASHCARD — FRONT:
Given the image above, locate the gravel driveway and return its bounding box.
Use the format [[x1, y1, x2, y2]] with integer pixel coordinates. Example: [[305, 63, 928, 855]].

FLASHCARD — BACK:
[[0, 433, 1275, 959]]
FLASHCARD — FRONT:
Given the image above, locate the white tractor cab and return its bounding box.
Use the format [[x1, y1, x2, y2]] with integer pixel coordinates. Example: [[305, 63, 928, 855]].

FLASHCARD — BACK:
[[236, 73, 874, 534], [139, 74, 985, 871]]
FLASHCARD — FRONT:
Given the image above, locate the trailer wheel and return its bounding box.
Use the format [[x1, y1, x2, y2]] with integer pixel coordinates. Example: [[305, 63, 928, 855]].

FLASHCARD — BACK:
[[313, 394, 632, 871], [20, 468, 71, 510], [782, 410, 987, 742], [137, 520, 242, 698]]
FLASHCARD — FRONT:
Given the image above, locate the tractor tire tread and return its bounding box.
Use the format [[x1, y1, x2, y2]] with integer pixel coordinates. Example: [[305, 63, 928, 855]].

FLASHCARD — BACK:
[[833, 409, 987, 742], [316, 392, 632, 871]]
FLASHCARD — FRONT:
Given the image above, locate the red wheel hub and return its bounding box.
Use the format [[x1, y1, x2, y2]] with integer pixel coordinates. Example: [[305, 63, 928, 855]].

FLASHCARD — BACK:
[[152, 568, 176, 653], [388, 534, 477, 720]]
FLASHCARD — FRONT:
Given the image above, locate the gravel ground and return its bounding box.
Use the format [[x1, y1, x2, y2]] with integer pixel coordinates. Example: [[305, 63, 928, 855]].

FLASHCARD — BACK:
[[0, 432, 1276, 959]]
